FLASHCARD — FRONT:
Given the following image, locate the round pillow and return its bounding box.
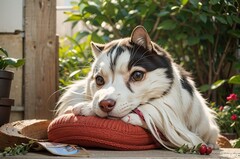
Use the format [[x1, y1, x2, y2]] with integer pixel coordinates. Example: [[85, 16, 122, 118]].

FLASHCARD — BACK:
[[48, 114, 160, 150]]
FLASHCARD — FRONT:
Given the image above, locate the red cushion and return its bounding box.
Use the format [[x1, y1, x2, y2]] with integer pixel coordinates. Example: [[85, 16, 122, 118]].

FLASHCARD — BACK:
[[48, 114, 160, 150]]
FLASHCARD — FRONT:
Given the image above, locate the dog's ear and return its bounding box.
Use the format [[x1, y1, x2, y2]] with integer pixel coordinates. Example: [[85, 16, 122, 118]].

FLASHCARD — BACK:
[[91, 42, 105, 58], [131, 26, 152, 50]]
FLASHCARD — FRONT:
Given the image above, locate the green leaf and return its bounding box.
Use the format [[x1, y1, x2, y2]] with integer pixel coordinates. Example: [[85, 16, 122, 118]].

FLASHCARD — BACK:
[[232, 15, 240, 24], [233, 138, 240, 148], [176, 33, 187, 40], [189, 0, 199, 8], [4, 58, 25, 68], [157, 11, 170, 17], [201, 34, 214, 44], [2, 140, 35, 156], [0, 47, 8, 57], [103, 2, 115, 15], [228, 30, 240, 38], [64, 14, 81, 22], [171, 6, 180, 11], [69, 69, 81, 78], [230, 122, 235, 127], [83, 5, 101, 15], [81, 68, 90, 75], [233, 62, 240, 69], [199, 84, 211, 92], [181, 0, 188, 6], [226, 16, 233, 25], [66, 36, 81, 47], [228, 75, 240, 84], [158, 20, 177, 30], [91, 32, 105, 44], [75, 31, 89, 42], [209, 0, 220, 5], [187, 37, 200, 46], [215, 16, 227, 24], [211, 79, 226, 89], [199, 14, 207, 23], [71, 21, 79, 29]]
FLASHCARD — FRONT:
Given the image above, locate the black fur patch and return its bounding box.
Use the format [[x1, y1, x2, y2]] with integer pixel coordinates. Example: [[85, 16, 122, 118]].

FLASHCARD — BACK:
[[176, 65, 194, 96], [180, 76, 193, 96], [107, 45, 125, 72], [126, 81, 134, 93], [127, 43, 173, 80]]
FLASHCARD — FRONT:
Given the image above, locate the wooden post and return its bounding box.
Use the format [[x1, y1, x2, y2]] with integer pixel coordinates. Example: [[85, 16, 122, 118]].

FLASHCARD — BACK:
[[24, 0, 58, 119]]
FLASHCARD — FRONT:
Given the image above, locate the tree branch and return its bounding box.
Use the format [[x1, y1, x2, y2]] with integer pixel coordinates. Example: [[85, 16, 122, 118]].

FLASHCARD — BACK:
[[207, 43, 213, 97], [193, 46, 204, 85], [212, 38, 232, 82], [150, 17, 160, 37]]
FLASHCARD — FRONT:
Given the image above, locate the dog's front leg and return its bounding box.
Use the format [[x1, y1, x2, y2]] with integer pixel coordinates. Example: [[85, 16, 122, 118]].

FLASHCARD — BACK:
[[72, 102, 95, 116], [121, 113, 147, 129]]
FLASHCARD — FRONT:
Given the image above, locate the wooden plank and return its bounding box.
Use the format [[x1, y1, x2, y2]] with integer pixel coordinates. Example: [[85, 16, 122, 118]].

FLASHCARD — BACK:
[[10, 106, 24, 122], [0, 34, 24, 121], [1, 149, 240, 159], [24, 0, 58, 119]]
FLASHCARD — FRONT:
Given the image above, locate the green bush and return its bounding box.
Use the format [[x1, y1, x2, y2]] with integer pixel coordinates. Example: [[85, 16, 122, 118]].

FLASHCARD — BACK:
[[59, 36, 92, 89], [59, 0, 240, 102]]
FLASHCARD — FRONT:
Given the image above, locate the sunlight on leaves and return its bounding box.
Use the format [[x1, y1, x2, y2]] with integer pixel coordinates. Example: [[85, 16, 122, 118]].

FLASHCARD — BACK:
[[211, 80, 226, 89], [228, 75, 240, 85]]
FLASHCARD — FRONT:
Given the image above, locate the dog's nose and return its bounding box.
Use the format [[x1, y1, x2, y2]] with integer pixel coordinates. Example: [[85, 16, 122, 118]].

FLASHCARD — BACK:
[[99, 99, 116, 113]]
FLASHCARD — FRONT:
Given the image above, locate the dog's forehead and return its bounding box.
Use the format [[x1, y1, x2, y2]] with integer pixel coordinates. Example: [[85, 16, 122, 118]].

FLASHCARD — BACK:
[[96, 40, 131, 73]]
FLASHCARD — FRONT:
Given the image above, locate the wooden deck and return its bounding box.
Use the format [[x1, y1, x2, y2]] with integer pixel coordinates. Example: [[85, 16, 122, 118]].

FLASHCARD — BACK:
[[1, 148, 240, 159]]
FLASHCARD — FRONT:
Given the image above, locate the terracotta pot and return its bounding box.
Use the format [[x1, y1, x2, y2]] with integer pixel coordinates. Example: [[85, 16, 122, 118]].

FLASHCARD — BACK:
[[0, 70, 14, 98], [221, 133, 238, 140], [0, 98, 14, 126]]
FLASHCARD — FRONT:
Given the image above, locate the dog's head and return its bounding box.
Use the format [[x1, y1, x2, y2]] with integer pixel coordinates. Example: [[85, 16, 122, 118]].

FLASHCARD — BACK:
[[87, 26, 174, 118]]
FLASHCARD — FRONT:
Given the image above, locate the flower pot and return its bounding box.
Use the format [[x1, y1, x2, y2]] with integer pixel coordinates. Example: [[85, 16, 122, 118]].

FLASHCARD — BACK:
[[221, 133, 238, 140], [0, 70, 14, 98], [0, 98, 14, 126]]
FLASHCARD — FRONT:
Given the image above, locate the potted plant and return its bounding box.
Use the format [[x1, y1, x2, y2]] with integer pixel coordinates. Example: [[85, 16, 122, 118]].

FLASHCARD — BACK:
[[0, 47, 24, 126]]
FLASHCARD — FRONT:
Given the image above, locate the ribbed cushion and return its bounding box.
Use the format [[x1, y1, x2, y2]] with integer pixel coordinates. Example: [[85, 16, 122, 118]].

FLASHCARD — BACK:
[[48, 114, 160, 150]]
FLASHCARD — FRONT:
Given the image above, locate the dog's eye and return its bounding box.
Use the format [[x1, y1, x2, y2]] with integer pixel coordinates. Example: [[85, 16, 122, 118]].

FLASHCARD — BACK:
[[95, 75, 105, 86], [131, 71, 144, 81]]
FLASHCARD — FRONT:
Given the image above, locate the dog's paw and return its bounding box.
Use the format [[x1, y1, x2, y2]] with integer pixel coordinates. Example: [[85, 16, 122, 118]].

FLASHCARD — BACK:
[[72, 102, 95, 116], [121, 113, 147, 129], [63, 106, 74, 114]]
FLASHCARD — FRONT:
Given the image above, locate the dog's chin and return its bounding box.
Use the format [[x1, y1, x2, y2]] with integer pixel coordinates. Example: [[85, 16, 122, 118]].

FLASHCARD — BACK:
[[107, 108, 143, 120], [94, 110, 130, 119], [107, 116, 121, 120], [95, 113, 123, 120]]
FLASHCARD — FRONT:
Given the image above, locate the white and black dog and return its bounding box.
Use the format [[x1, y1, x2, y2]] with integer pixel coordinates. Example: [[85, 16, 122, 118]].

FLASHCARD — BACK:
[[56, 26, 219, 150]]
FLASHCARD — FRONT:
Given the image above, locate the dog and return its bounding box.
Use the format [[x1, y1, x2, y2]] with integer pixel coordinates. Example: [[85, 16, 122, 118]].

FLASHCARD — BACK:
[[56, 26, 219, 150]]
